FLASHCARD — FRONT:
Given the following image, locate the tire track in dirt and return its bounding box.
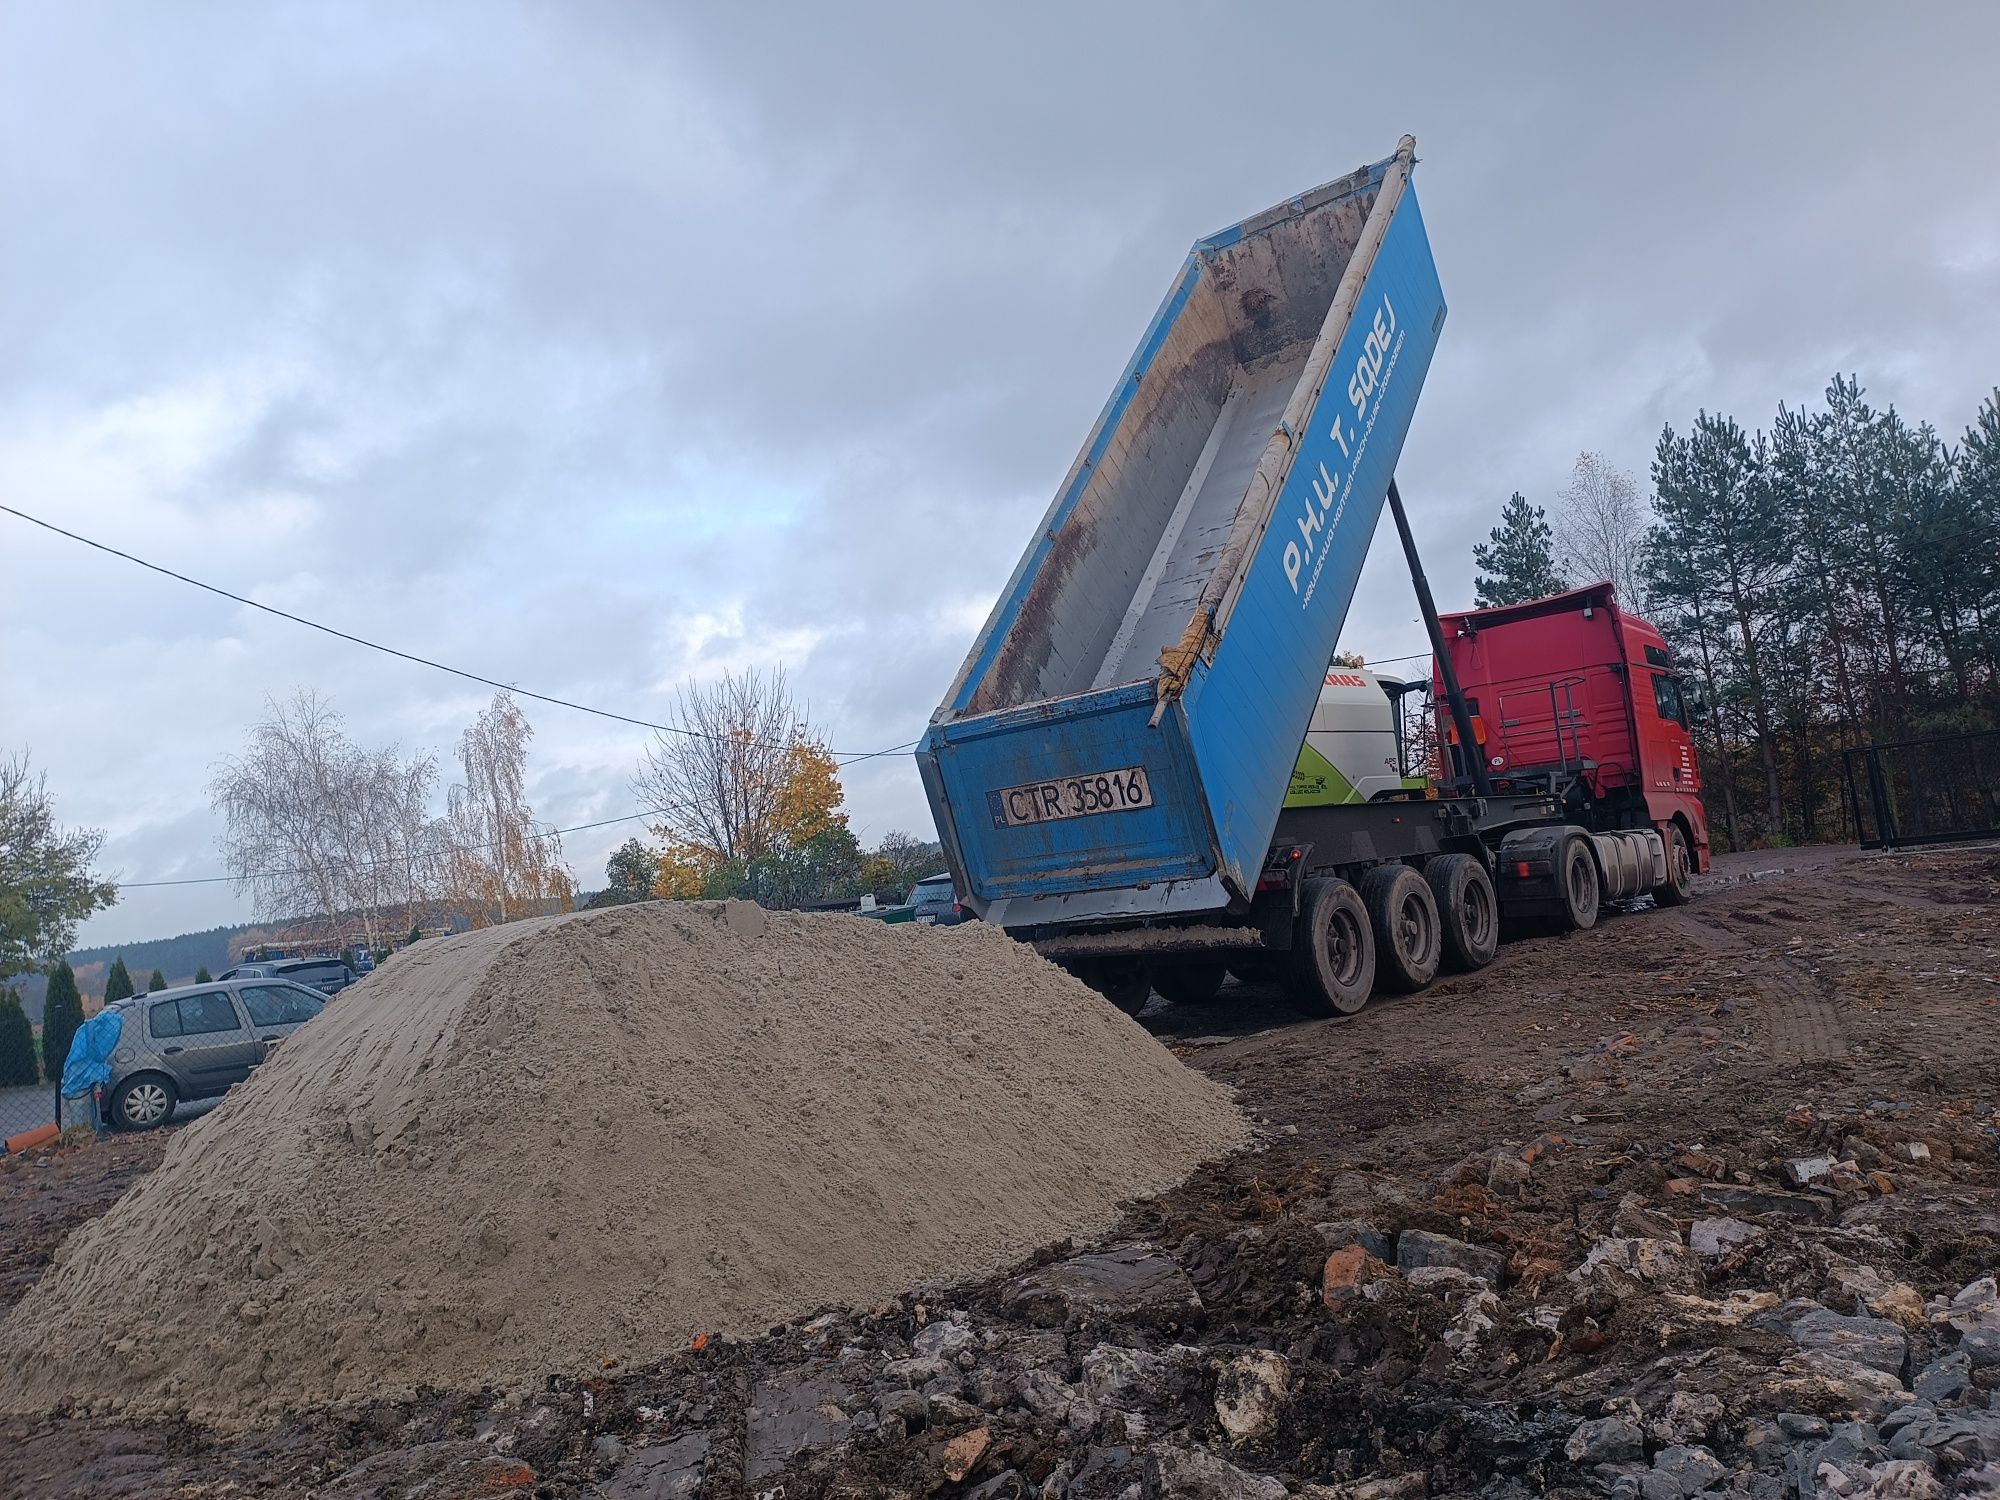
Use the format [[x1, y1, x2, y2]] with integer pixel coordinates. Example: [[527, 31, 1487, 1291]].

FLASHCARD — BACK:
[[1649, 894, 1850, 1062], [1757, 958, 1847, 1063]]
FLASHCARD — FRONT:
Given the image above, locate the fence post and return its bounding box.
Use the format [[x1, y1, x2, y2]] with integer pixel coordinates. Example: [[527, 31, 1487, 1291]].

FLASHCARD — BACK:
[[1865, 748, 1896, 849]]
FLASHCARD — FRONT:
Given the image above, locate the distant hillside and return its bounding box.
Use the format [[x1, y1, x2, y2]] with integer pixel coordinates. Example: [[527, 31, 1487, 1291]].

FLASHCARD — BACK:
[[13, 922, 269, 1023]]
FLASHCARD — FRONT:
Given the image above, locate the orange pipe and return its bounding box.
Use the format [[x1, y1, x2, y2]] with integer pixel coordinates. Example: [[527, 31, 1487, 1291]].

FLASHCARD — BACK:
[[4, 1122, 60, 1155]]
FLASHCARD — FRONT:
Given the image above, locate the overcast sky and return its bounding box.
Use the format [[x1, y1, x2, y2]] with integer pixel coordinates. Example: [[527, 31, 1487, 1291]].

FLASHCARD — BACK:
[[5, 3, 1997, 949]]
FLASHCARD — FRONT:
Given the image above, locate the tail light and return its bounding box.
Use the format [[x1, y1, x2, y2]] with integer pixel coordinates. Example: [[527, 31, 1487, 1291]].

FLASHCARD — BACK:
[[1256, 845, 1308, 892]]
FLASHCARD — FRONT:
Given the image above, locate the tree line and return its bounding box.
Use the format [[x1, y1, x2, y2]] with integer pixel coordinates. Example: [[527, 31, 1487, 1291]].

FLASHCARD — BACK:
[[211, 670, 944, 950], [1472, 376, 2000, 848]]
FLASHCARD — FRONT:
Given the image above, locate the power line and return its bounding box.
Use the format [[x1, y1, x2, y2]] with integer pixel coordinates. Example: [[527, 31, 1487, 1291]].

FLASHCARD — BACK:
[[1357, 649, 1433, 669], [1, 503, 920, 763], [113, 808, 676, 890]]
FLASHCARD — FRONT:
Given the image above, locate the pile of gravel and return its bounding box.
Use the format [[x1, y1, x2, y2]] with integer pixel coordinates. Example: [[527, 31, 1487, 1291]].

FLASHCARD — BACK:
[[0, 900, 1245, 1427]]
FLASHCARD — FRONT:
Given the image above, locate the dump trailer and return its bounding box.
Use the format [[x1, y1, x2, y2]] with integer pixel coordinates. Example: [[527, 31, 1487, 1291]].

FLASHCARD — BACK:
[[919, 138, 1705, 1019]]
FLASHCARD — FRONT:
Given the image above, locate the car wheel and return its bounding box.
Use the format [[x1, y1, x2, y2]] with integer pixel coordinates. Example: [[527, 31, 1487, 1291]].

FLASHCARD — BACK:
[[111, 1073, 177, 1131]]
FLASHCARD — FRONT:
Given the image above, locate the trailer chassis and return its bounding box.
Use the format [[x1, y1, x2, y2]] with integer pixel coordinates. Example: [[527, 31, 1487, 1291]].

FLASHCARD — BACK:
[[1029, 792, 1669, 1018]]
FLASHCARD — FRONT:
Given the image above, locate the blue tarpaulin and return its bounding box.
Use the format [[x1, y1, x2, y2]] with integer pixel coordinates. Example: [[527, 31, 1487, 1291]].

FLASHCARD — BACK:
[[61, 1009, 123, 1097]]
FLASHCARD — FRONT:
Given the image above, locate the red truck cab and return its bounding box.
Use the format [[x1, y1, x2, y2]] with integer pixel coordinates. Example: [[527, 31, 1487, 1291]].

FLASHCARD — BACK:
[[1432, 583, 1710, 884]]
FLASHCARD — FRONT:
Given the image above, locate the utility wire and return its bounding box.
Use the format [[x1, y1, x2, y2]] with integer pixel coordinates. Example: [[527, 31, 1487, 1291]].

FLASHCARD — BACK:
[[1, 503, 920, 763], [114, 808, 676, 889]]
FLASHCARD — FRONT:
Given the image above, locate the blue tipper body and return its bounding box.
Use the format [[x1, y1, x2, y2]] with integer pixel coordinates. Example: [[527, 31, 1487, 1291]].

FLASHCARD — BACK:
[[918, 138, 1445, 931]]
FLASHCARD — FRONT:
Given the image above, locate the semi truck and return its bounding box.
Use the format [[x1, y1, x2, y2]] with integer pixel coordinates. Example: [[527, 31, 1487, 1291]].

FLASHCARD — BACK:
[[916, 137, 1709, 1019]]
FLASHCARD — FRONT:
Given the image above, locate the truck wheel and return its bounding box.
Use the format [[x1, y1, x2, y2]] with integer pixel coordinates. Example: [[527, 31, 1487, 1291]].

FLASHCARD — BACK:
[[1284, 878, 1374, 1018], [1652, 825, 1694, 907], [1556, 838, 1601, 931], [1360, 865, 1442, 993], [1153, 961, 1227, 1007], [1227, 957, 1280, 988], [1426, 853, 1499, 972], [1093, 963, 1153, 1016]]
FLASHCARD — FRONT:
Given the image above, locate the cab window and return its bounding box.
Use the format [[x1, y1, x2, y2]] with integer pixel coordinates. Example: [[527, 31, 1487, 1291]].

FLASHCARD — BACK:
[[1651, 672, 1687, 727]]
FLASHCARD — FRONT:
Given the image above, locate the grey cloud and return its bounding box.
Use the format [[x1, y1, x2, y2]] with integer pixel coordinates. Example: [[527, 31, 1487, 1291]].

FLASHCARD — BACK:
[[4, 2, 1996, 946]]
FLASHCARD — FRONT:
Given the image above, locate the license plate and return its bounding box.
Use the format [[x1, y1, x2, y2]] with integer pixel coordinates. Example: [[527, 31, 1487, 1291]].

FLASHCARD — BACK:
[[988, 766, 1154, 828]]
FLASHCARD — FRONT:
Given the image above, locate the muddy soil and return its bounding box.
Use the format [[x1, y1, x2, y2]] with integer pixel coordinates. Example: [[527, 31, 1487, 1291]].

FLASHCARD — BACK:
[[0, 1134, 167, 1317], [3, 845, 1998, 1499]]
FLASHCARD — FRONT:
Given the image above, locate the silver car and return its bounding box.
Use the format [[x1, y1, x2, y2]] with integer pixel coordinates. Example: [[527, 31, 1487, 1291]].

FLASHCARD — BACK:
[[103, 979, 327, 1130]]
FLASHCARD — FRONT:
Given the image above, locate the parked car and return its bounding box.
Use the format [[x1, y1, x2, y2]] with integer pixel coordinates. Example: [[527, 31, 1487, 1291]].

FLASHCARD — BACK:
[[217, 956, 355, 996], [853, 897, 917, 924], [910, 873, 971, 926], [215, 961, 279, 981], [102, 979, 326, 1129]]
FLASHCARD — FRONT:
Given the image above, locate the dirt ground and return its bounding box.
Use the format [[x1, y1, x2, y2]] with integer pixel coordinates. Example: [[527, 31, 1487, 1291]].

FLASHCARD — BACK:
[[3, 844, 1997, 1499]]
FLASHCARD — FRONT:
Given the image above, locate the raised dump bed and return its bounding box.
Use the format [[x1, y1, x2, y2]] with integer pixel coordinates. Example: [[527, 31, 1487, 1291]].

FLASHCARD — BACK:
[[920, 136, 1446, 929]]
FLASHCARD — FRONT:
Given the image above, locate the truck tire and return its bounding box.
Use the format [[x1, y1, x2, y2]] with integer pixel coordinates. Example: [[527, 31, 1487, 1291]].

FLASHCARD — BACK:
[[1093, 963, 1153, 1016], [1285, 878, 1375, 1018], [1556, 837, 1602, 931], [1425, 852, 1499, 972], [1360, 864, 1442, 993], [1652, 825, 1694, 907], [1153, 961, 1227, 1007], [1227, 957, 1280, 988]]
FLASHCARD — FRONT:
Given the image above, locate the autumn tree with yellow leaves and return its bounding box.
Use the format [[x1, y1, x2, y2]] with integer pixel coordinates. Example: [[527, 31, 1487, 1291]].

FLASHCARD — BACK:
[[632, 668, 860, 905], [441, 693, 576, 927]]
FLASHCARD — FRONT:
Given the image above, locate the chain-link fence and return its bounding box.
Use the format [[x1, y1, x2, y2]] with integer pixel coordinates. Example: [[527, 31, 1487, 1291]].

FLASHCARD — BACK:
[[0, 1082, 61, 1142]]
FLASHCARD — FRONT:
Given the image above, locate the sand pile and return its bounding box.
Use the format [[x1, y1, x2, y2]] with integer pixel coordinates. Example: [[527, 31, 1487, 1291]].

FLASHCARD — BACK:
[[0, 900, 1245, 1426]]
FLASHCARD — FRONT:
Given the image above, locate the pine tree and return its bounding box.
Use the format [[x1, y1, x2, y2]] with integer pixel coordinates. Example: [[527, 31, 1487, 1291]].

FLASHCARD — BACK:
[[1954, 390, 2000, 717], [40, 961, 84, 1081], [1645, 412, 1790, 840], [103, 957, 135, 1006], [146, 969, 167, 992], [0, 990, 38, 1086], [407, 924, 423, 946], [194, 967, 213, 984], [1472, 493, 1567, 607]]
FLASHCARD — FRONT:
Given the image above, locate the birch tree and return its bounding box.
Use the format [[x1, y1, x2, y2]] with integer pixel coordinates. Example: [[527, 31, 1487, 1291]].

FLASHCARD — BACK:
[[210, 692, 441, 948], [1553, 452, 1651, 613], [442, 693, 573, 927]]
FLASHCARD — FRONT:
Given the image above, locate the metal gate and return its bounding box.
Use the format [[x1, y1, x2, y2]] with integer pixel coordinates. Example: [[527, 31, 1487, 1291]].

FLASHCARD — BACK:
[[1844, 729, 2000, 849]]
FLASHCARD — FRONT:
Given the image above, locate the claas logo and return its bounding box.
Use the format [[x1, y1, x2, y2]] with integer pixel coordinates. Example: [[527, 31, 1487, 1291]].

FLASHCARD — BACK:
[[1323, 671, 1370, 688]]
